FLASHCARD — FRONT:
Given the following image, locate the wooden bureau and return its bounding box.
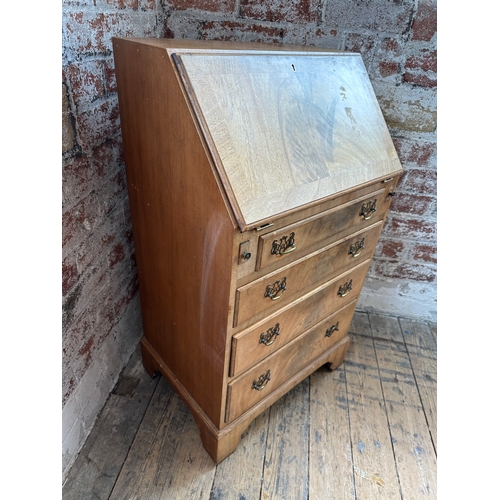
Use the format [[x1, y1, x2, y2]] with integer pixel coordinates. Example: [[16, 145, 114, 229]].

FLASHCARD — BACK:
[[112, 37, 403, 463]]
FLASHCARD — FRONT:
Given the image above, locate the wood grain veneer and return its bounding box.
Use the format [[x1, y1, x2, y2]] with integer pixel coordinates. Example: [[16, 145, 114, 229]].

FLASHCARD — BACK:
[[231, 299, 358, 378], [113, 37, 402, 464], [234, 234, 378, 327], [174, 52, 401, 229], [113, 38, 235, 426]]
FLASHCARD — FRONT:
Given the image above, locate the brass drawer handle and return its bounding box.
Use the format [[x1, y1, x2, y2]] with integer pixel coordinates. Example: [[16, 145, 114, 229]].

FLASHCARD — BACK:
[[271, 232, 296, 256], [349, 238, 365, 258], [360, 200, 377, 220], [252, 370, 271, 391], [260, 323, 280, 346], [338, 279, 353, 297], [264, 277, 287, 301], [325, 322, 340, 338]]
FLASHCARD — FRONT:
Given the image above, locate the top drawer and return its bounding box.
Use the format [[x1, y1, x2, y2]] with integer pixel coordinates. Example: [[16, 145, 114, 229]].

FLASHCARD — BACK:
[[256, 188, 391, 271]]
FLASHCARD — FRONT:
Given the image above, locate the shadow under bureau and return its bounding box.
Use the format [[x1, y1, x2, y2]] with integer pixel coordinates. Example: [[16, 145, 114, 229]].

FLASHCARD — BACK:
[[112, 38, 403, 463]]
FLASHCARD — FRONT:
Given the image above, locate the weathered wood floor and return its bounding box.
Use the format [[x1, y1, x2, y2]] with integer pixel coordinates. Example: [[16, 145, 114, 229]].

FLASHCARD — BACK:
[[63, 312, 437, 500]]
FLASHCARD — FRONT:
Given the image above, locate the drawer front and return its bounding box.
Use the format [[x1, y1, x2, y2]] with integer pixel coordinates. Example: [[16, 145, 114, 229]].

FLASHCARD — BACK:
[[226, 308, 355, 422], [231, 292, 358, 377], [234, 224, 381, 327], [256, 189, 390, 270]]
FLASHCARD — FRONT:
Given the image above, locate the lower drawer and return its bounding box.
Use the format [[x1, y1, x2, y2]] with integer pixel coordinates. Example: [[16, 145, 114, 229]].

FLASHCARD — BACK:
[[225, 303, 356, 422], [230, 289, 359, 378]]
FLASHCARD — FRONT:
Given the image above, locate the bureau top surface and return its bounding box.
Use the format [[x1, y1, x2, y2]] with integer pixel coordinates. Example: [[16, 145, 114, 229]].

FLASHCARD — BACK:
[[116, 39, 402, 230]]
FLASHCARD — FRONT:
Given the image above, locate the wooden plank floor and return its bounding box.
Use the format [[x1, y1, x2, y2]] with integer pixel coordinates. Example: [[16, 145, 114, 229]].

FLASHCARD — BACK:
[[63, 312, 437, 500]]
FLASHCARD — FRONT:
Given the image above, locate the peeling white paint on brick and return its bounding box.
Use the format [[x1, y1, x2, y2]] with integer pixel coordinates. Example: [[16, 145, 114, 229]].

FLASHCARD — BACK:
[[62, 295, 142, 480], [358, 277, 437, 322]]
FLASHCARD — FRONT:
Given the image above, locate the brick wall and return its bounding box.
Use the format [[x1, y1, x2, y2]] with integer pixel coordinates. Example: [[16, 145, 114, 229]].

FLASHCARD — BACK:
[[62, 0, 165, 479], [62, 0, 436, 481]]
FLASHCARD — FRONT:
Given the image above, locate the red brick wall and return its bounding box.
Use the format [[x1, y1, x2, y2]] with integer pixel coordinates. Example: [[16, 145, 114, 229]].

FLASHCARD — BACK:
[[62, 0, 164, 477], [62, 0, 436, 477]]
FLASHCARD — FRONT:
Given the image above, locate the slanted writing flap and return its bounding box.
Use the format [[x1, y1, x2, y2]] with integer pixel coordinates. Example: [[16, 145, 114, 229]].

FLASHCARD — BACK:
[[174, 52, 402, 230]]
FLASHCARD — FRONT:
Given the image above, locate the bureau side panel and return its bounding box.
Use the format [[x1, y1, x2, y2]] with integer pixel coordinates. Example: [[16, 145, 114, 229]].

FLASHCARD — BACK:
[[113, 39, 235, 425]]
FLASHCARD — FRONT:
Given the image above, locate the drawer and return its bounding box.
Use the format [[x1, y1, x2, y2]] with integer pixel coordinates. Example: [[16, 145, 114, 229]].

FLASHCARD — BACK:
[[256, 188, 391, 271], [226, 308, 354, 422], [230, 292, 358, 378], [233, 224, 381, 327]]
